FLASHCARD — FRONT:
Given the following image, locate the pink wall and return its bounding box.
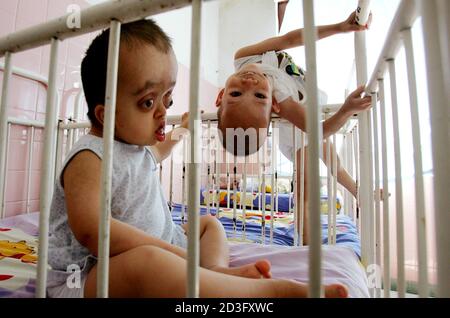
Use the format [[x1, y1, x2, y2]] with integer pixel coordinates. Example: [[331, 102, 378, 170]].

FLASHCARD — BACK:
[[0, 0, 219, 217]]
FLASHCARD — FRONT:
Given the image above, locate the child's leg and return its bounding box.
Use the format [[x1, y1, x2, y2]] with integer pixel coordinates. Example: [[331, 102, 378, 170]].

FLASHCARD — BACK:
[[322, 140, 357, 198], [181, 215, 271, 278], [83, 245, 348, 298]]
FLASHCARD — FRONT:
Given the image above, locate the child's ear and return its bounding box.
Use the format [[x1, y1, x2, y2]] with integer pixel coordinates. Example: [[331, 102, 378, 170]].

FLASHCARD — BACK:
[[94, 104, 105, 125], [271, 97, 281, 114], [215, 88, 225, 107]]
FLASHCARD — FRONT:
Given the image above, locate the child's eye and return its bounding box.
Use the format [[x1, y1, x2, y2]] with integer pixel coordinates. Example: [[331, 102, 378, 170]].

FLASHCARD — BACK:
[[143, 99, 154, 109], [166, 100, 174, 109], [230, 91, 242, 97], [255, 93, 266, 99]]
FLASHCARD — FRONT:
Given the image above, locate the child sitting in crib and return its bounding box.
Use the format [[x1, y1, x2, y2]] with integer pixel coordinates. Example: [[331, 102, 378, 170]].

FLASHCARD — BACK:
[[46, 19, 348, 298], [216, 12, 372, 242]]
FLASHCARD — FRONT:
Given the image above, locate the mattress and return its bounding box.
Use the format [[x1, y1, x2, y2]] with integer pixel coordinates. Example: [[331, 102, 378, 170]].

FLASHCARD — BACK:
[[171, 203, 361, 258], [0, 211, 368, 298]]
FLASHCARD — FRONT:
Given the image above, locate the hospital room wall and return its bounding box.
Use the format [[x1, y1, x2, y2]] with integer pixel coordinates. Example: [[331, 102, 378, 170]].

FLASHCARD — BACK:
[[0, 0, 221, 217]]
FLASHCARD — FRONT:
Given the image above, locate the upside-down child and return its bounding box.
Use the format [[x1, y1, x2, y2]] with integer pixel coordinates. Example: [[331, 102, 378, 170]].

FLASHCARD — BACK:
[[46, 19, 348, 298], [216, 12, 372, 244]]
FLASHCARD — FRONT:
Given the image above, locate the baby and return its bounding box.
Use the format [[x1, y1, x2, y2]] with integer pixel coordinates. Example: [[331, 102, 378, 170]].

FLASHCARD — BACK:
[[216, 12, 372, 243], [46, 19, 347, 298]]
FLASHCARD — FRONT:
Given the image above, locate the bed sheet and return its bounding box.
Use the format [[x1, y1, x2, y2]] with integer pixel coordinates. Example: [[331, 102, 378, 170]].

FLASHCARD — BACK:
[[171, 203, 361, 258]]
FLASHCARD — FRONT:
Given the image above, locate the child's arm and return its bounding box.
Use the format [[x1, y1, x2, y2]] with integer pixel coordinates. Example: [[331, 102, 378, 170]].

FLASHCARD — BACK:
[[276, 86, 371, 139], [63, 150, 187, 259], [150, 112, 189, 163], [235, 12, 369, 59]]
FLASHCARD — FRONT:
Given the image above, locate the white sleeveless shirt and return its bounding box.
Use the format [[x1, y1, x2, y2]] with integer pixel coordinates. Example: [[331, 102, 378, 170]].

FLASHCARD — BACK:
[[47, 134, 186, 286]]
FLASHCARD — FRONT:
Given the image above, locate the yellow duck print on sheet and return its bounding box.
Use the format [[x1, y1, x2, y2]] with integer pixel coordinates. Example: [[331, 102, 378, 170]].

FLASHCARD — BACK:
[[0, 240, 38, 264]]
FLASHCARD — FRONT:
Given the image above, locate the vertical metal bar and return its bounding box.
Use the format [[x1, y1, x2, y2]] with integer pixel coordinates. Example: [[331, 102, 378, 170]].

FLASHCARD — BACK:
[[36, 38, 60, 298], [182, 138, 186, 224], [186, 0, 202, 298], [226, 153, 230, 209], [207, 120, 211, 215], [326, 133, 332, 245], [388, 59, 405, 298], [257, 147, 263, 242], [233, 156, 237, 237], [379, 79, 391, 298], [366, 96, 375, 298], [293, 125, 299, 246], [269, 121, 276, 244], [371, 93, 382, 298], [299, 132, 305, 246], [54, 122, 64, 182], [326, 138, 333, 245], [26, 127, 35, 214], [347, 132, 354, 219], [0, 52, 12, 218], [97, 21, 120, 298], [2, 123, 11, 218], [332, 135, 338, 245], [169, 125, 175, 211], [261, 140, 267, 243], [421, 0, 450, 298], [214, 134, 220, 218], [303, 0, 322, 298], [242, 155, 247, 240], [355, 27, 371, 269], [402, 28, 428, 298], [353, 127, 360, 229]]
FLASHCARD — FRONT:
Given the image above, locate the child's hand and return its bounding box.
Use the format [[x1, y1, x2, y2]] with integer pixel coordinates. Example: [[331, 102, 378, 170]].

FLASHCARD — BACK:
[[339, 11, 372, 33], [180, 112, 190, 129], [180, 110, 204, 129], [342, 86, 372, 115]]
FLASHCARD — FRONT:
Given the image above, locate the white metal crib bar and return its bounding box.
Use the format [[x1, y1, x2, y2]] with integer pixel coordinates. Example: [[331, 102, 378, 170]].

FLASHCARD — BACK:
[[36, 38, 60, 298], [0, 52, 12, 219], [186, 0, 202, 298], [371, 92, 382, 298], [96, 20, 120, 298], [388, 59, 406, 298], [402, 25, 428, 299], [302, 0, 322, 298], [332, 134, 338, 245], [326, 117, 332, 245], [378, 79, 391, 298], [355, 25, 373, 273]]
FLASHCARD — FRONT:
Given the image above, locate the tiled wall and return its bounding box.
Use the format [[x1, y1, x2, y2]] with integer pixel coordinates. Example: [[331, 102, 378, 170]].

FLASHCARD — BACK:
[[0, 0, 219, 217]]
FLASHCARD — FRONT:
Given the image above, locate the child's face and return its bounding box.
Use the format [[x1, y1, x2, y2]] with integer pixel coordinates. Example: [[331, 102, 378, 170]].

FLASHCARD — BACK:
[[219, 63, 272, 112], [114, 43, 177, 146], [216, 64, 273, 152]]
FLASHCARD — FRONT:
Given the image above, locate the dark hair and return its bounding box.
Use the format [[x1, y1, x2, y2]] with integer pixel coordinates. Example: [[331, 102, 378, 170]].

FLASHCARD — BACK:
[[81, 19, 172, 127], [217, 107, 267, 157]]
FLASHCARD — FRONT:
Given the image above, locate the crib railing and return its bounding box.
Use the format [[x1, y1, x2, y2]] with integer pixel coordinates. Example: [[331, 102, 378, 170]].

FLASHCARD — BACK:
[[0, 0, 448, 298], [362, 0, 448, 298]]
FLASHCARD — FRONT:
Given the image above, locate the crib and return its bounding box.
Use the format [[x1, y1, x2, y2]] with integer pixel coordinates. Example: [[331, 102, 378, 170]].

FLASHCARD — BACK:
[[0, 0, 448, 298]]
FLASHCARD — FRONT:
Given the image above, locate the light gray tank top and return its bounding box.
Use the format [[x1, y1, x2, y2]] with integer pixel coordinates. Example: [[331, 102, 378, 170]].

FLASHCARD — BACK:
[[48, 134, 187, 277]]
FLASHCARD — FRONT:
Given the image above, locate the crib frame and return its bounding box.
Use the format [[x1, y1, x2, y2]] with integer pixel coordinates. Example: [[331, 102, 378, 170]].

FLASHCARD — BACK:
[[0, 0, 448, 298]]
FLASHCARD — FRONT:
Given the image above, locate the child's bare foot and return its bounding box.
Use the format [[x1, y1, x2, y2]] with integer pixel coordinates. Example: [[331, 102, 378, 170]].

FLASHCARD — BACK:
[[276, 280, 348, 298], [210, 260, 272, 279], [324, 283, 348, 298]]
